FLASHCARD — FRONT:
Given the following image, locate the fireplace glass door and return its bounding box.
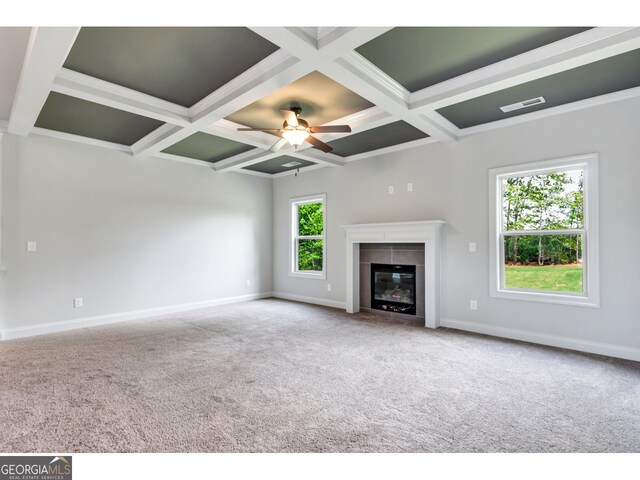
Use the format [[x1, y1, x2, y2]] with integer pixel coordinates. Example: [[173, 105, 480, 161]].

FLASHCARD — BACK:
[[371, 264, 416, 315]]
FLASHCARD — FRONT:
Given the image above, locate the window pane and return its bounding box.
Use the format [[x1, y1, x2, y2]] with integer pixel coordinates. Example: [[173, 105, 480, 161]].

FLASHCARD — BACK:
[[298, 202, 323, 236], [503, 234, 583, 292], [502, 169, 584, 231], [298, 239, 323, 271]]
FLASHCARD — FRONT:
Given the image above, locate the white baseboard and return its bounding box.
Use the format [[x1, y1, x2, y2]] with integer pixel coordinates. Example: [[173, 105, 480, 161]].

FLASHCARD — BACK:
[[441, 318, 640, 363], [0, 292, 272, 341], [271, 291, 347, 310]]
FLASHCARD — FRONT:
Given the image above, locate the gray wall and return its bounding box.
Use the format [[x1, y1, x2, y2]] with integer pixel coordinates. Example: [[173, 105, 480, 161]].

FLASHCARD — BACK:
[[0, 134, 272, 330], [273, 97, 640, 352]]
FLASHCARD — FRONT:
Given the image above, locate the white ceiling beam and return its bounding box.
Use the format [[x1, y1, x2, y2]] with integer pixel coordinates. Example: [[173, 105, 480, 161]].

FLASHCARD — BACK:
[[409, 27, 640, 111], [132, 27, 392, 161], [132, 49, 305, 158], [320, 54, 458, 142], [212, 106, 390, 172], [8, 27, 80, 136], [52, 68, 191, 127], [249, 27, 319, 58]]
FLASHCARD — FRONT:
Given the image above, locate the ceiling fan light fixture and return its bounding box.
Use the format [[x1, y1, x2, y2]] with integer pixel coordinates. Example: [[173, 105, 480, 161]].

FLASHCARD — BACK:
[[282, 128, 309, 147]]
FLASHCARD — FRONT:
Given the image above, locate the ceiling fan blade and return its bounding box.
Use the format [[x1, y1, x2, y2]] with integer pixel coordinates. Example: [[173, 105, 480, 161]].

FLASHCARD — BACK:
[[310, 125, 351, 134], [269, 137, 289, 153], [280, 109, 299, 127], [237, 128, 282, 132], [305, 135, 333, 153]]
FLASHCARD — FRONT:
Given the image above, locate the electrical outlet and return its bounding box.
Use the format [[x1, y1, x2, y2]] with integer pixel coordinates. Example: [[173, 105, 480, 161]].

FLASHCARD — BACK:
[[327, 283, 332, 292], [470, 300, 478, 310], [27, 241, 37, 252], [246, 280, 251, 287], [388, 185, 394, 194], [469, 242, 477, 253], [74, 298, 83, 308], [407, 183, 413, 192]]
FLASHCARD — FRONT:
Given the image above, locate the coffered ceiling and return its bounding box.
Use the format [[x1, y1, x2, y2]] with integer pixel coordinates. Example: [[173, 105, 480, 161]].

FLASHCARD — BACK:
[[2, 26, 640, 177]]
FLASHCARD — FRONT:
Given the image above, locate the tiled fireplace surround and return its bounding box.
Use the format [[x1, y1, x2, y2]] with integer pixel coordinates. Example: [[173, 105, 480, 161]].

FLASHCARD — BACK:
[[341, 221, 445, 328], [360, 243, 425, 322]]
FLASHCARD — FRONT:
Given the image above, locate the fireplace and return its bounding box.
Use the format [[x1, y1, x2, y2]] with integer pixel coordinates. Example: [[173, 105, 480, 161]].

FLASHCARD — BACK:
[[341, 220, 446, 328], [371, 263, 416, 315]]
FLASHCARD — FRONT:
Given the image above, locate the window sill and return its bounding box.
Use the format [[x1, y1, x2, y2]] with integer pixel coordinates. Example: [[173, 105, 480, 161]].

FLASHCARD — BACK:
[[491, 288, 599, 308], [290, 271, 326, 280]]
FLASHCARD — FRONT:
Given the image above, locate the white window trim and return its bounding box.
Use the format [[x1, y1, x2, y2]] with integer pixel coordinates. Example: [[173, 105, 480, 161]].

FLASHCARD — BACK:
[[488, 153, 599, 307], [289, 193, 326, 280]]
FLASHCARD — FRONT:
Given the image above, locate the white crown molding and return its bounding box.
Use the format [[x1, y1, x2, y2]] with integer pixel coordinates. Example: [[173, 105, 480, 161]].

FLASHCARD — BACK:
[[31, 127, 132, 153], [287, 148, 346, 168], [458, 86, 640, 137], [272, 162, 327, 178], [410, 27, 640, 111], [52, 68, 191, 126], [213, 148, 279, 172], [134, 50, 308, 158], [321, 58, 458, 143], [131, 123, 184, 157], [316, 27, 341, 47], [344, 136, 438, 163], [338, 51, 411, 105], [152, 151, 218, 169], [231, 167, 273, 178], [9, 26, 640, 174], [8, 27, 80, 136]]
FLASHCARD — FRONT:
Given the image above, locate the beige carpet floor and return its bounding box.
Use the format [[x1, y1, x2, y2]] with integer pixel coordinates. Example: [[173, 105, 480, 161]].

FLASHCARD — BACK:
[[1, 298, 639, 452]]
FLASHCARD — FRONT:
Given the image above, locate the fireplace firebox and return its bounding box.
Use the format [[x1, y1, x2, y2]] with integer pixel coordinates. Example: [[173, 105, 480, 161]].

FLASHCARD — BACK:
[[370, 263, 416, 315]]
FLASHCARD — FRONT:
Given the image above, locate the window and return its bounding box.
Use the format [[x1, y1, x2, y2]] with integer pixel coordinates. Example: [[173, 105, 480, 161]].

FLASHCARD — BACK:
[[489, 153, 599, 307], [290, 194, 326, 279]]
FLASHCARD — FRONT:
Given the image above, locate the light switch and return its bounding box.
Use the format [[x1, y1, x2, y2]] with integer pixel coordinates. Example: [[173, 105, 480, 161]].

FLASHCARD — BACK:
[[27, 241, 37, 252], [407, 183, 413, 192], [388, 185, 394, 194], [470, 300, 478, 310], [469, 242, 477, 253]]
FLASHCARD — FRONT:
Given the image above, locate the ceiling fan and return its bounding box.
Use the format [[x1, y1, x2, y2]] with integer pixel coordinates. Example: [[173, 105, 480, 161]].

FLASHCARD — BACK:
[[237, 106, 351, 153]]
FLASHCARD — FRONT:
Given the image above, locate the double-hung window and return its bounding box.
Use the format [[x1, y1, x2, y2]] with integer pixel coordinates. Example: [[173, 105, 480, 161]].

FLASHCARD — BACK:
[[489, 153, 599, 307], [290, 194, 326, 279]]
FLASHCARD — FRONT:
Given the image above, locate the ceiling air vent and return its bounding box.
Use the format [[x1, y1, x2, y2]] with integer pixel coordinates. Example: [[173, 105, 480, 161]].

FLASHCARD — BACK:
[[282, 161, 302, 168], [500, 96, 546, 113]]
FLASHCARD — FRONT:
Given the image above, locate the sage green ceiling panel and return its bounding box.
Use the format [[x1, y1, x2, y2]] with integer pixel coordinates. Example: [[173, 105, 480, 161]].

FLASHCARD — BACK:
[[244, 156, 316, 174], [227, 71, 374, 128], [328, 121, 428, 157], [64, 27, 279, 107], [162, 132, 254, 163], [357, 27, 591, 92], [437, 48, 640, 129], [35, 92, 164, 145]]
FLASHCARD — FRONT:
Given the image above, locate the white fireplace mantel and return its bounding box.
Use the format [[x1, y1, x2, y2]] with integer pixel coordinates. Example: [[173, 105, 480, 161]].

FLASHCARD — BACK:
[[341, 220, 446, 328]]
